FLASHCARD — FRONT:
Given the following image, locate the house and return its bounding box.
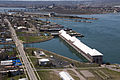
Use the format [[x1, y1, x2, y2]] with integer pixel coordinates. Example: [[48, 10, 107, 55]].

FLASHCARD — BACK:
[[1, 60, 13, 66], [0, 48, 5, 53], [5, 38, 12, 42], [59, 71, 74, 80], [1, 59, 22, 66], [17, 26, 27, 30]]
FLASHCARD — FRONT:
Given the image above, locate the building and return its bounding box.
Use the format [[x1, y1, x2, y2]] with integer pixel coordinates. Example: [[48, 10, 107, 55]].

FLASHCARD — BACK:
[[0, 48, 5, 53], [49, 12, 56, 17], [12, 59, 22, 66], [59, 71, 74, 80], [59, 30, 103, 64], [34, 50, 46, 58], [1, 60, 13, 66], [17, 26, 27, 30], [19, 78, 27, 80], [5, 38, 12, 42], [1, 59, 22, 66], [38, 59, 50, 66]]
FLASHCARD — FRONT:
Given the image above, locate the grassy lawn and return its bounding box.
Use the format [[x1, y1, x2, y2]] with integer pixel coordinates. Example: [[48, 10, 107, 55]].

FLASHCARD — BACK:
[[19, 36, 53, 43], [25, 48, 99, 68], [67, 70, 80, 80], [4, 74, 26, 80], [37, 70, 61, 80], [6, 51, 16, 56], [25, 48, 120, 80], [76, 68, 120, 80], [6, 50, 18, 56], [16, 32, 27, 36], [100, 68, 120, 80]]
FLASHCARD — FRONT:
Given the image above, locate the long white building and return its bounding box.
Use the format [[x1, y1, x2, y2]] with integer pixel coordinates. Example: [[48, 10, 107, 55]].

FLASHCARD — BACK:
[[59, 30, 103, 64], [59, 71, 74, 80]]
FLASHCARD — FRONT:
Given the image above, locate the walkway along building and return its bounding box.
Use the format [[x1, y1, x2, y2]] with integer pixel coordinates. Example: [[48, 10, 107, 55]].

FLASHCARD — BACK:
[[59, 30, 103, 64]]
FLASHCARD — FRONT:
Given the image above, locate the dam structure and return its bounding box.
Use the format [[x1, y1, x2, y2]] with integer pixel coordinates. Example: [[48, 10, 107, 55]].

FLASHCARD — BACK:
[[59, 30, 103, 64]]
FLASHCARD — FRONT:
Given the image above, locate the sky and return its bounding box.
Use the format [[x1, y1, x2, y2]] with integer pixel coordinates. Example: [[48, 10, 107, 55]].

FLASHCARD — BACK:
[[0, 0, 90, 1]]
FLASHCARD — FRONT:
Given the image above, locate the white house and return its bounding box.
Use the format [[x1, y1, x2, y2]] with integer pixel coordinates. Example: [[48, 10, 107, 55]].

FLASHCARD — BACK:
[[6, 38, 12, 42], [1, 60, 13, 66]]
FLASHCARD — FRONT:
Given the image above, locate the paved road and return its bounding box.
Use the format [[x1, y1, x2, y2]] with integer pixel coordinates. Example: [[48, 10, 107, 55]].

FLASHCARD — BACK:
[[106, 66, 120, 72], [5, 19, 38, 80]]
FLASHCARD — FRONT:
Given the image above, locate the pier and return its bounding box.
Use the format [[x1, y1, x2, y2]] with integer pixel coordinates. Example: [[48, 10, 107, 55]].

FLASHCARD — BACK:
[[59, 30, 103, 64]]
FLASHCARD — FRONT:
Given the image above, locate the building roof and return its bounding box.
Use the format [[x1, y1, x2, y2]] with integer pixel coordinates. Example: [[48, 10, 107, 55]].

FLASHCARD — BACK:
[[19, 78, 27, 80], [70, 36, 77, 42], [38, 59, 49, 62], [60, 30, 72, 40], [34, 51, 45, 56], [73, 40, 103, 56], [1, 60, 13, 63], [6, 38, 12, 41], [59, 71, 74, 80], [59, 30, 103, 56], [1, 60, 13, 66], [17, 26, 26, 30]]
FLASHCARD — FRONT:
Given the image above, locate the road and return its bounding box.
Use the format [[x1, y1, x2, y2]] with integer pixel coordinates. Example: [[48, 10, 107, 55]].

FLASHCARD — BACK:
[[5, 19, 38, 80], [105, 65, 120, 72]]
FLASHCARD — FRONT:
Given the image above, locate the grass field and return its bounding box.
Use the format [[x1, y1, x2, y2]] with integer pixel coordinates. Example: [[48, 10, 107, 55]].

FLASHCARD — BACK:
[[25, 48, 99, 68], [25, 48, 120, 80], [76, 68, 120, 80], [19, 36, 53, 43], [37, 70, 61, 80], [4, 74, 26, 80]]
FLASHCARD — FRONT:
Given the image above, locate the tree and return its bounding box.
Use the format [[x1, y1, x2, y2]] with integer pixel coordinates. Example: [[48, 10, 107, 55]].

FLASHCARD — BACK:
[[8, 71, 12, 77]]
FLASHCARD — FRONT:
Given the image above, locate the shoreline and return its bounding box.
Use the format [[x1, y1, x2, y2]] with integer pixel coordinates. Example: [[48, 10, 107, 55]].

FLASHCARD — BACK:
[[24, 11, 114, 16], [0, 36, 54, 45], [22, 36, 54, 44], [26, 47, 99, 67]]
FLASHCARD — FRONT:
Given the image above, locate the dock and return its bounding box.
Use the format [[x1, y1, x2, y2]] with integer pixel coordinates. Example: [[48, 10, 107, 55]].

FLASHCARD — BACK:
[[39, 28, 72, 32], [59, 30, 103, 64], [51, 32, 84, 37]]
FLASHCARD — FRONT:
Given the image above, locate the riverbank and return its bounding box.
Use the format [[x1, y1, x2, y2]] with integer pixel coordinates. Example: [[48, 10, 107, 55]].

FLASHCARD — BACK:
[[0, 36, 54, 45], [25, 48, 120, 80], [25, 47, 99, 68], [19, 36, 54, 44]]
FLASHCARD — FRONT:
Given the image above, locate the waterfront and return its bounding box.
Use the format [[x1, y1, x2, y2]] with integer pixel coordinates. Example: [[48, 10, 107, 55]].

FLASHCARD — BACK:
[[27, 13, 120, 64], [0, 7, 120, 63], [0, 7, 25, 12]]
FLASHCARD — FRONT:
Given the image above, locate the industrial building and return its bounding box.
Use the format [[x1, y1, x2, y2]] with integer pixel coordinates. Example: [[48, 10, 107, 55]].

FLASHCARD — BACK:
[[38, 58, 50, 66], [59, 30, 103, 64], [34, 50, 46, 56], [59, 71, 74, 80]]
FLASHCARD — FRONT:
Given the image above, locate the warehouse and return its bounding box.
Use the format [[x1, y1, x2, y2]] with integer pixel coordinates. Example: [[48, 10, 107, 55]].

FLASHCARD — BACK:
[[59, 30, 103, 64], [59, 71, 74, 80]]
